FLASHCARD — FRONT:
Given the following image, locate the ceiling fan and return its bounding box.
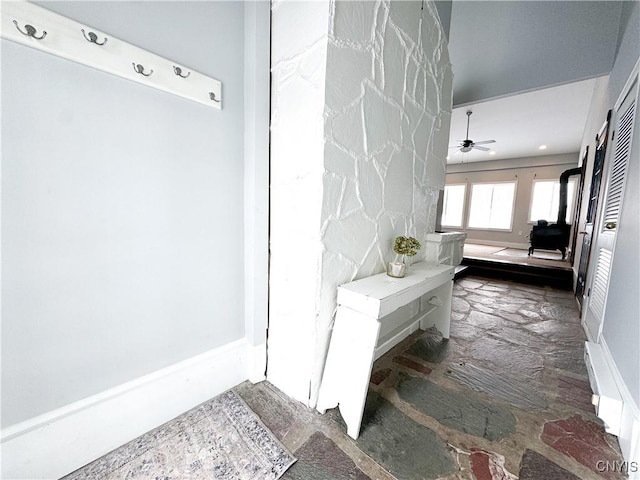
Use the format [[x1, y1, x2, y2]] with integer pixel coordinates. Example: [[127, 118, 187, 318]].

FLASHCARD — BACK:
[[450, 111, 495, 153]]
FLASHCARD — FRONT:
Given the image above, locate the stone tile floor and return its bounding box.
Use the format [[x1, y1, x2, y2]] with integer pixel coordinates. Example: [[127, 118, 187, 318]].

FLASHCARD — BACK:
[[236, 275, 627, 480]]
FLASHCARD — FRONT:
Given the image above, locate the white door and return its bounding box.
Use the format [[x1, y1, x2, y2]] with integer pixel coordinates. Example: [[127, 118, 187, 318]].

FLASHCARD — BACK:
[[583, 72, 638, 342]]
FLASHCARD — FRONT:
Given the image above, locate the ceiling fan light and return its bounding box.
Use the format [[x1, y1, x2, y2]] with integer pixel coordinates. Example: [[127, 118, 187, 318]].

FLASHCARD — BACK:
[[460, 146, 472, 153]]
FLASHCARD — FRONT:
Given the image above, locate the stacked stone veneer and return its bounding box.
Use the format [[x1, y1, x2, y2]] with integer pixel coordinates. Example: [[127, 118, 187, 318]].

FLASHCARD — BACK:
[[269, 0, 453, 406]]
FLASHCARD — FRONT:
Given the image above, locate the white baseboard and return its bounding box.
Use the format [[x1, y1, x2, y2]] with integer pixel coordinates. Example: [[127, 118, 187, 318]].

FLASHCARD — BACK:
[[1, 338, 265, 480], [601, 339, 640, 475], [248, 342, 267, 384]]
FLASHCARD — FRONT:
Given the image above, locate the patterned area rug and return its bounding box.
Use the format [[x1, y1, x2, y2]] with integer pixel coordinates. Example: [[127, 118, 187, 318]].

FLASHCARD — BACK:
[[62, 390, 296, 480]]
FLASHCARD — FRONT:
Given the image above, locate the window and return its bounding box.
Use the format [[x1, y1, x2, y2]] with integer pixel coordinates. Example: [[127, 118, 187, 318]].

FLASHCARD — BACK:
[[441, 184, 466, 227], [529, 179, 576, 223], [468, 182, 517, 230]]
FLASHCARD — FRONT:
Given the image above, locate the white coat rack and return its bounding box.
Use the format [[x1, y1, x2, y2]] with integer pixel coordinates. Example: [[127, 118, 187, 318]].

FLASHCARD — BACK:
[[0, 1, 223, 109]]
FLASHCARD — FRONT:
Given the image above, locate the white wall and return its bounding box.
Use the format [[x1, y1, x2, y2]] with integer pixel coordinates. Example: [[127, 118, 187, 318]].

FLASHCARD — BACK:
[[268, 0, 331, 404], [577, 0, 639, 465], [602, 0, 639, 411], [243, 0, 271, 375], [599, 0, 640, 463], [601, 66, 639, 464], [444, 153, 579, 247], [1, 2, 271, 476], [269, 0, 452, 406], [1, 1, 253, 427]]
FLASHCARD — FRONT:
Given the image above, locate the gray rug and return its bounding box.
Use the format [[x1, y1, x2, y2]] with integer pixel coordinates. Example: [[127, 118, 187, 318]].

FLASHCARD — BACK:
[[62, 390, 296, 480]]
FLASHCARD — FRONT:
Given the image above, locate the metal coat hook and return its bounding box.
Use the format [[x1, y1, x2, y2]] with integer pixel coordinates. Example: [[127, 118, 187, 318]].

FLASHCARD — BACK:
[[13, 20, 47, 40], [81, 29, 107, 46], [132, 63, 153, 77], [173, 66, 190, 78], [209, 92, 221, 103]]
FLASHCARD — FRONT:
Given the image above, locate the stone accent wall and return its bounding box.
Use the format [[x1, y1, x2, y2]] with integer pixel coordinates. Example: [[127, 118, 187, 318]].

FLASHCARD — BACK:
[[269, 0, 452, 406]]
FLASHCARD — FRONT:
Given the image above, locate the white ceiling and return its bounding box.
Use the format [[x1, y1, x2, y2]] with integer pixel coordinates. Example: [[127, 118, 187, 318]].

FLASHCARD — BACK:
[[446, 77, 600, 164], [443, 1, 626, 165], [447, 1, 622, 106]]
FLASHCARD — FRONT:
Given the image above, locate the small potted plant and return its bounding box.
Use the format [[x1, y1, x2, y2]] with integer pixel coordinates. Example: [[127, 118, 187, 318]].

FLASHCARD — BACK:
[[387, 235, 421, 278]]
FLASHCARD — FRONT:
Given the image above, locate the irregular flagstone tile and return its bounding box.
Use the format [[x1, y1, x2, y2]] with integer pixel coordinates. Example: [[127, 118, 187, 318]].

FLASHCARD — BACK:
[[451, 311, 466, 322], [486, 325, 545, 348], [509, 289, 544, 303], [370, 368, 392, 385], [357, 391, 457, 479], [446, 362, 548, 411], [453, 286, 468, 296], [512, 283, 547, 294], [517, 309, 544, 321], [407, 328, 449, 363], [466, 337, 544, 380], [396, 373, 516, 441], [458, 279, 484, 289], [542, 415, 626, 479], [518, 449, 581, 480], [236, 383, 307, 440], [487, 282, 515, 290], [546, 296, 580, 309], [470, 449, 517, 480], [466, 311, 502, 330], [393, 356, 433, 375], [545, 289, 577, 299], [452, 296, 471, 313], [479, 285, 509, 293], [509, 289, 546, 301], [284, 431, 371, 480], [495, 303, 532, 314], [505, 294, 543, 309], [473, 303, 496, 314], [450, 321, 483, 341], [557, 375, 594, 413], [468, 289, 503, 298], [475, 295, 537, 308], [494, 311, 531, 324], [538, 303, 581, 322], [546, 345, 589, 376], [465, 294, 501, 305], [524, 320, 586, 344]]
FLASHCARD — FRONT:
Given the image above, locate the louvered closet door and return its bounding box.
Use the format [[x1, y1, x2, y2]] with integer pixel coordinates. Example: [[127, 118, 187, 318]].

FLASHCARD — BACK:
[[583, 75, 638, 341]]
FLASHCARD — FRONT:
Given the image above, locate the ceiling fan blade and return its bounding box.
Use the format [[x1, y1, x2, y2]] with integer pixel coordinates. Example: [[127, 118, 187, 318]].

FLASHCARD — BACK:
[[472, 145, 490, 151], [473, 140, 496, 145], [449, 145, 461, 149]]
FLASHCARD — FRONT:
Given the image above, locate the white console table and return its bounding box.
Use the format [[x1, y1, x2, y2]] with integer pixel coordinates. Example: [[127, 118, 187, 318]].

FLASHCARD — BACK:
[[316, 261, 454, 439]]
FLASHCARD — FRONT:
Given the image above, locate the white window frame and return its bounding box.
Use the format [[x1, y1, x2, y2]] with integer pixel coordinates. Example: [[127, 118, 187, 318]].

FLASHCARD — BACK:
[[441, 183, 467, 228], [467, 180, 518, 232], [528, 178, 578, 224]]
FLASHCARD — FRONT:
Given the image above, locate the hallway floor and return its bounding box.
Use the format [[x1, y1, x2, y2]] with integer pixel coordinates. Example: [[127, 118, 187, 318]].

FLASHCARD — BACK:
[[236, 275, 627, 480]]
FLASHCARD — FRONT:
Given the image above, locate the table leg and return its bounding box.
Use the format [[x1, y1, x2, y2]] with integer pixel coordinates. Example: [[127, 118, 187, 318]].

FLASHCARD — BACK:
[[316, 307, 380, 439]]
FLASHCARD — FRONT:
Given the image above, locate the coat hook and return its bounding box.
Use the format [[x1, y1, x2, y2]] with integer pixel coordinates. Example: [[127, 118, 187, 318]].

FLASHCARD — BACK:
[[13, 20, 47, 40], [173, 66, 190, 78], [209, 92, 221, 103], [132, 63, 153, 77], [81, 29, 107, 46]]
